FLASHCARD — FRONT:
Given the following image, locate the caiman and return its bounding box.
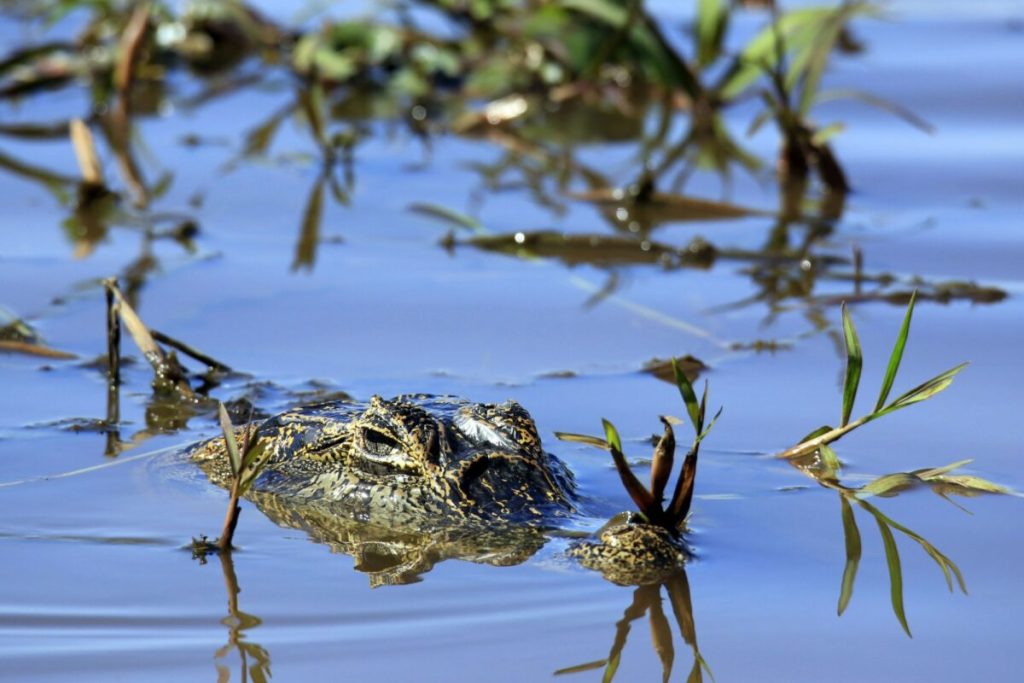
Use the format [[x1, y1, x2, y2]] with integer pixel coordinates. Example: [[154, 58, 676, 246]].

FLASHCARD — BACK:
[[189, 394, 687, 586]]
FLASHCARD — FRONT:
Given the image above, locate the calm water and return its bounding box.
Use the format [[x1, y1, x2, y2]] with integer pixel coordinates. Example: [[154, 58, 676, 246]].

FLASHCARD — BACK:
[[1, 2, 1022, 681]]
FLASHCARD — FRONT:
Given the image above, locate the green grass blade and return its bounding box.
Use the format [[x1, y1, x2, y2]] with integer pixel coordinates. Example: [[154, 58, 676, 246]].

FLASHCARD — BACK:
[[876, 362, 969, 417], [856, 473, 919, 499], [408, 202, 485, 234], [695, 407, 723, 444], [874, 515, 912, 637], [696, 0, 728, 66], [911, 459, 973, 480], [602, 419, 624, 453], [840, 303, 862, 427], [838, 496, 861, 615], [553, 660, 607, 676], [602, 650, 621, 683], [875, 290, 917, 412], [672, 357, 701, 434], [217, 403, 241, 476], [930, 475, 1011, 496], [800, 425, 834, 443]]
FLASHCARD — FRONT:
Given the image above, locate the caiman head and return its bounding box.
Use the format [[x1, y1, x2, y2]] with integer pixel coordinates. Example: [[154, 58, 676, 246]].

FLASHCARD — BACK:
[[345, 395, 576, 520], [192, 394, 576, 524]]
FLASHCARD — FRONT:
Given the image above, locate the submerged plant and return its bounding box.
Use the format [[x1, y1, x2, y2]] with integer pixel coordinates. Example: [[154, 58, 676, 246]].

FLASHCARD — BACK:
[[557, 359, 721, 532]]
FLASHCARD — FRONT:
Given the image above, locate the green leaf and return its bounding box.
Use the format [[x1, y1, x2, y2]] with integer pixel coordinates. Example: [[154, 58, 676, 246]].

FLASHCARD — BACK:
[[875, 362, 969, 417], [819, 443, 842, 476], [553, 431, 610, 450], [292, 175, 325, 271], [602, 650, 621, 683], [719, 7, 831, 100], [696, 0, 728, 67], [672, 357, 701, 434], [874, 516, 911, 637], [695, 406, 723, 444], [800, 425, 834, 443], [408, 202, 485, 234], [838, 496, 861, 615], [911, 458, 973, 480], [816, 88, 934, 134], [856, 473, 918, 499], [553, 660, 607, 676], [930, 475, 1011, 495], [875, 290, 916, 412], [217, 403, 241, 476], [602, 419, 623, 453], [840, 303, 862, 427], [563, 0, 627, 26], [810, 122, 845, 146]]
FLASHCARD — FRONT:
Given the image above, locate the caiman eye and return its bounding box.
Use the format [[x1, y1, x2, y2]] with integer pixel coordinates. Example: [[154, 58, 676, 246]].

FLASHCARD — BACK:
[[361, 429, 403, 456]]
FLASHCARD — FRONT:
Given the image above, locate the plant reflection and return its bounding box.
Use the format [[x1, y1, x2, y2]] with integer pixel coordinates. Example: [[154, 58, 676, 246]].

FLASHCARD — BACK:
[[211, 551, 272, 683], [555, 569, 711, 683]]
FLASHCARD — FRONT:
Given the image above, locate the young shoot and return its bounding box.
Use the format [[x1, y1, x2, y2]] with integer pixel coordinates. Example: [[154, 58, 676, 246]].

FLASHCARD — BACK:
[[557, 358, 721, 532]]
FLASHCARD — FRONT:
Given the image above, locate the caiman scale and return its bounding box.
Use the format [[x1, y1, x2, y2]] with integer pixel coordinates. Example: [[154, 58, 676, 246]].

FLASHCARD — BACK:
[[190, 394, 687, 585]]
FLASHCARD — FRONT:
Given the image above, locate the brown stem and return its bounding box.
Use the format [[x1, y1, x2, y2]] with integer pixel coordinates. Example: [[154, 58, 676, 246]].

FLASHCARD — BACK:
[[104, 279, 122, 456], [150, 329, 231, 372], [217, 479, 243, 551]]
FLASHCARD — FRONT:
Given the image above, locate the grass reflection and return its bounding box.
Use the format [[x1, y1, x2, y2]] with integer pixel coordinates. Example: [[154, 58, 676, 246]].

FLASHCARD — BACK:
[[555, 570, 711, 683], [209, 551, 272, 683]]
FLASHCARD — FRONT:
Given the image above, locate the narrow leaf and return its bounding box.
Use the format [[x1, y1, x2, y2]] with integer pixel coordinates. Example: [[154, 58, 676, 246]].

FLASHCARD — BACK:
[[667, 446, 699, 527], [409, 202, 485, 233], [819, 444, 842, 477], [603, 419, 657, 517], [837, 496, 861, 615], [650, 417, 676, 504], [876, 363, 969, 416], [840, 303, 862, 427], [816, 88, 934, 133], [810, 122, 845, 146], [218, 403, 241, 476], [672, 357, 701, 434], [856, 472, 918, 499], [554, 431, 610, 450], [602, 419, 623, 453], [875, 290, 916, 412], [554, 660, 607, 676], [602, 651, 621, 683], [930, 475, 1011, 495], [800, 425, 834, 443], [695, 407, 723, 444], [874, 516, 912, 637], [69, 118, 103, 184], [911, 458, 973, 480]]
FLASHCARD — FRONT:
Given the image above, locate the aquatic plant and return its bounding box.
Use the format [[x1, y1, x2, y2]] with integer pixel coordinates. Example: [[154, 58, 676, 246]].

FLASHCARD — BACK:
[[193, 404, 267, 554], [557, 358, 720, 533]]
